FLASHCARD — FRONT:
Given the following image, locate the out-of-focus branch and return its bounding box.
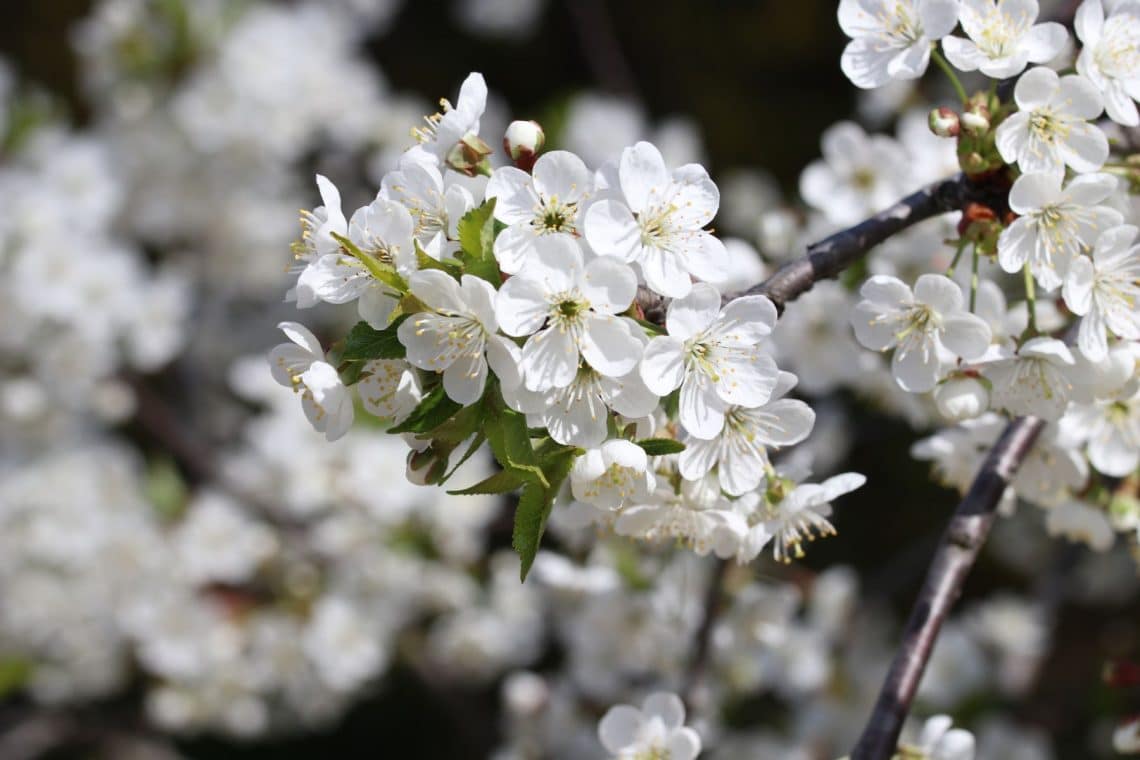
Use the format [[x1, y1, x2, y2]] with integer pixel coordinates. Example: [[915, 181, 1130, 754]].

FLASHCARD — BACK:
[[681, 557, 729, 710], [850, 415, 1046, 760]]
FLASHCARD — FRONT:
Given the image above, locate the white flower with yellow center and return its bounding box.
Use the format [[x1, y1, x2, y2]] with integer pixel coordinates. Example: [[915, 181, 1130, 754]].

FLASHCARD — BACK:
[[268, 321, 354, 442], [995, 66, 1108, 177], [728, 472, 866, 564], [356, 359, 423, 424], [409, 71, 487, 161], [1075, 0, 1140, 126], [583, 141, 727, 298], [677, 372, 816, 496], [640, 283, 780, 439], [597, 692, 702, 760], [1064, 381, 1140, 477], [504, 366, 659, 447], [838, 0, 961, 89], [997, 171, 1123, 291], [851, 274, 993, 393], [381, 151, 475, 260], [569, 439, 655, 510], [984, 337, 1076, 420], [485, 150, 592, 273], [1063, 224, 1140, 362], [496, 235, 643, 391], [397, 271, 522, 405], [943, 0, 1068, 79]]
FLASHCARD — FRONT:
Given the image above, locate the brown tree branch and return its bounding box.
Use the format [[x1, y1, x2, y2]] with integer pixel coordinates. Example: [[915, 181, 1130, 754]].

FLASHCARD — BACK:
[[850, 415, 1046, 760]]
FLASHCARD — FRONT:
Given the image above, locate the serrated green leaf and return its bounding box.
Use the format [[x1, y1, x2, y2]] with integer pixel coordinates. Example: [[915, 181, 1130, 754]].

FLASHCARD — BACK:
[[342, 318, 408, 362], [389, 386, 463, 435], [487, 405, 539, 469], [449, 466, 524, 495], [426, 401, 484, 445], [635, 438, 686, 456], [512, 446, 578, 581], [456, 199, 501, 285]]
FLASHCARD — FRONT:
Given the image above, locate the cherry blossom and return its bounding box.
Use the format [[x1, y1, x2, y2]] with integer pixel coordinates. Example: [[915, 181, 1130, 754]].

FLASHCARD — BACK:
[[1075, 0, 1140, 126], [496, 235, 643, 391], [1062, 224, 1140, 361], [838, 0, 960, 89], [851, 274, 992, 392], [640, 282, 780, 439], [397, 271, 522, 405], [597, 692, 701, 760], [994, 66, 1108, 177], [268, 321, 354, 442], [570, 439, 656, 510], [997, 171, 1123, 291], [942, 0, 1068, 79], [485, 150, 592, 273], [583, 141, 727, 298]]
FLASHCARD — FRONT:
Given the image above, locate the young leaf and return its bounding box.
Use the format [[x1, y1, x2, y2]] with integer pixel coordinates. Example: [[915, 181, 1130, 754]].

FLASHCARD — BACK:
[[415, 240, 461, 277], [341, 318, 408, 362], [635, 438, 686, 456], [329, 231, 408, 293], [449, 467, 525, 496], [389, 385, 463, 435], [456, 199, 501, 285], [512, 446, 578, 581]]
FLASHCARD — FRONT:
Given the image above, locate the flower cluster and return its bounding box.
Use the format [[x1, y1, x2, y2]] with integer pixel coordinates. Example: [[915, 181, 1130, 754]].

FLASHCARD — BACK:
[[274, 73, 865, 577]]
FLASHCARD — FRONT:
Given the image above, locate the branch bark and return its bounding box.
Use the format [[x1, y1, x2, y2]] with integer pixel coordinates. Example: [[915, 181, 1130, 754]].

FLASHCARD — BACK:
[[850, 415, 1046, 760]]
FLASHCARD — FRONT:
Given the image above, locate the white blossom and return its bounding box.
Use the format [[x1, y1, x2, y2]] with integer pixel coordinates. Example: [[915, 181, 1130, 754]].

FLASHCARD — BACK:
[[838, 0, 960, 88], [997, 171, 1122, 291], [799, 121, 910, 224], [942, 0, 1068, 79], [1062, 224, 1140, 361], [1045, 498, 1115, 551], [902, 714, 977, 760], [640, 283, 780, 439], [677, 372, 816, 496], [496, 235, 642, 391], [357, 359, 423, 423], [994, 66, 1108, 177], [597, 692, 701, 760], [398, 271, 522, 405], [851, 274, 992, 393], [584, 141, 727, 298], [569, 439, 656, 510], [1075, 0, 1140, 126], [984, 337, 1076, 420], [485, 150, 592, 273], [381, 151, 476, 259], [268, 322, 354, 441], [411, 72, 488, 161]]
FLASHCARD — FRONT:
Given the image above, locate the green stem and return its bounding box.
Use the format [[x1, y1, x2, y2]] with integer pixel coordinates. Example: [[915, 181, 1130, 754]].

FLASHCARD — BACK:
[[931, 47, 969, 105], [946, 240, 968, 278], [1023, 265, 1038, 334]]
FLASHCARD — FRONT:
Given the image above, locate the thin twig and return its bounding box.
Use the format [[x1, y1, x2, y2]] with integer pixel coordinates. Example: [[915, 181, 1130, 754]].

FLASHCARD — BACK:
[[850, 415, 1045, 760]]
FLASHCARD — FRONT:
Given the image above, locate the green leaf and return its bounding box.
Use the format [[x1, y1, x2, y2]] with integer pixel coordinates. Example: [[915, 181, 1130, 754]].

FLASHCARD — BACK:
[[415, 240, 462, 276], [449, 466, 525, 495], [487, 405, 539, 468], [635, 438, 687, 456], [342, 318, 408, 362], [512, 446, 578, 581], [0, 657, 31, 700], [633, 317, 666, 336], [389, 386, 463, 435], [330, 231, 408, 293], [440, 430, 488, 484], [426, 401, 484, 445], [456, 199, 501, 285]]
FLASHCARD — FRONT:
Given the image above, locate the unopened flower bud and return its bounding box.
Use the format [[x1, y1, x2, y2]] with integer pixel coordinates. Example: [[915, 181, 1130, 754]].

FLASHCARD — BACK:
[[934, 375, 989, 421], [406, 447, 449, 486], [445, 133, 494, 176], [504, 120, 545, 172], [960, 104, 990, 136], [928, 107, 960, 138], [961, 151, 989, 175]]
